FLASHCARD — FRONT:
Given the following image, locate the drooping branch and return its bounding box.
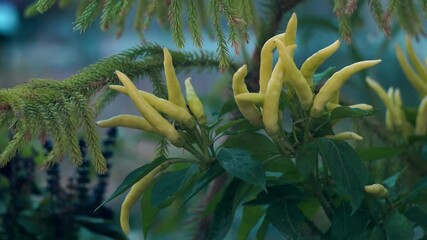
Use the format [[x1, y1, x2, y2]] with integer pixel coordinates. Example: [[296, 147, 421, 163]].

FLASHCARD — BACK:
[[0, 44, 220, 173]]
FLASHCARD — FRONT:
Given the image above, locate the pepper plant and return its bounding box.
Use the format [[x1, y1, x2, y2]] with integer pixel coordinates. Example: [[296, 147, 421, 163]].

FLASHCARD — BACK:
[[1, 1, 427, 239]]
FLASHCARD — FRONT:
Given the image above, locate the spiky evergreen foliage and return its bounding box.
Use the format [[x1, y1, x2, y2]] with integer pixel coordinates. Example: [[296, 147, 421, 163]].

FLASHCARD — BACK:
[[0, 44, 219, 173], [339, 0, 426, 38], [25, 0, 251, 69]]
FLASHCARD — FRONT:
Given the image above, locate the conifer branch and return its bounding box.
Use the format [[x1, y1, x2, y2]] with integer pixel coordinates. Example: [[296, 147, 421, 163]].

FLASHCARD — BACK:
[[170, 0, 186, 48], [26, 0, 250, 69], [0, 44, 220, 173]]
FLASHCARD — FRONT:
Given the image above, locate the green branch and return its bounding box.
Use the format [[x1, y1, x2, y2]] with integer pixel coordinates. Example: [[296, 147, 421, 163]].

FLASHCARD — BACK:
[[0, 44, 220, 173]]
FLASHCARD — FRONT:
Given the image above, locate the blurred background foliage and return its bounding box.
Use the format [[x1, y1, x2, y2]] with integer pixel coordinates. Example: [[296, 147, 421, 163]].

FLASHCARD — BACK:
[[0, 0, 427, 239]]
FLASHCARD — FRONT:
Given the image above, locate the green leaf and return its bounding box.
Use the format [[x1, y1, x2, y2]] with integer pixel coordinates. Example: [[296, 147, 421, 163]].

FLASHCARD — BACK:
[[223, 132, 278, 160], [215, 118, 247, 135], [385, 211, 414, 240], [329, 106, 377, 121], [331, 204, 369, 240], [217, 148, 266, 189], [141, 184, 160, 238], [317, 138, 368, 213], [263, 155, 302, 182], [243, 184, 303, 206], [313, 66, 336, 86], [358, 146, 406, 162], [296, 141, 318, 179], [238, 206, 265, 240], [208, 178, 242, 240], [266, 201, 306, 239], [218, 99, 237, 117], [75, 216, 127, 240], [182, 162, 224, 205], [403, 107, 418, 125], [256, 217, 270, 240], [310, 115, 334, 137], [405, 206, 427, 228], [95, 156, 167, 211], [151, 167, 195, 208], [407, 177, 427, 201], [370, 226, 385, 240], [407, 135, 427, 144]]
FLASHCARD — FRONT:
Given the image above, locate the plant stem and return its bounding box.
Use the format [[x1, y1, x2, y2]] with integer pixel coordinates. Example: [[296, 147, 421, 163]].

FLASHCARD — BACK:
[[310, 174, 334, 220]]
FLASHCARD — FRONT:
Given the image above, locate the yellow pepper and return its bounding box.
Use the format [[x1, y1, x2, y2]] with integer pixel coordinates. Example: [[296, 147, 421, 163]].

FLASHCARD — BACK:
[[405, 36, 427, 82], [311, 60, 381, 117], [97, 114, 157, 133], [109, 85, 196, 129], [325, 103, 373, 112], [325, 131, 363, 141], [284, 12, 297, 58], [366, 77, 395, 113], [258, 12, 297, 94], [232, 65, 263, 126], [275, 40, 313, 110], [120, 165, 164, 235], [348, 104, 373, 111], [234, 93, 264, 106], [390, 88, 403, 129], [300, 40, 341, 87], [259, 33, 285, 94], [415, 95, 427, 135], [185, 78, 207, 125], [115, 70, 184, 147], [163, 48, 188, 108], [364, 184, 388, 198], [395, 45, 427, 96], [263, 59, 285, 136]]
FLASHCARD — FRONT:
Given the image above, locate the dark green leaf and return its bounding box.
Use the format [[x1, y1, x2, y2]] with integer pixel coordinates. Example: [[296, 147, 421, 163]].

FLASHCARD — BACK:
[[407, 135, 427, 144], [151, 167, 195, 208], [358, 146, 406, 162], [220, 120, 261, 136], [243, 184, 303, 206], [310, 115, 334, 137], [208, 178, 242, 240], [218, 99, 237, 117], [256, 217, 270, 240], [403, 107, 418, 125], [141, 184, 160, 238], [217, 148, 266, 189], [238, 206, 265, 240], [329, 106, 377, 121], [385, 211, 414, 240], [95, 156, 168, 211], [405, 206, 427, 228], [297, 198, 321, 219], [215, 118, 246, 135], [407, 177, 427, 201], [317, 138, 368, 213], [348, 232, 373, 240], [263, 155, 302, 182], [331, 204, 369, 240], [75, 216, 127, 240], [370, 226, 385, 240], [313, 66, 336, 86], [266, 201, 305, 239], [223, 132, 278, 161], [296, 141, 318, 179], [182, 162, 224, 205]]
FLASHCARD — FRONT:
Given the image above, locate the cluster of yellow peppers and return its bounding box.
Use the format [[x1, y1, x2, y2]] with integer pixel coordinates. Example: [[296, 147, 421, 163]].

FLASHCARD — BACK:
[[366, 36, 427, 138], [97, 48, 208, 235], [97, 48, 207, 148], [231, 13, 381, 141]]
